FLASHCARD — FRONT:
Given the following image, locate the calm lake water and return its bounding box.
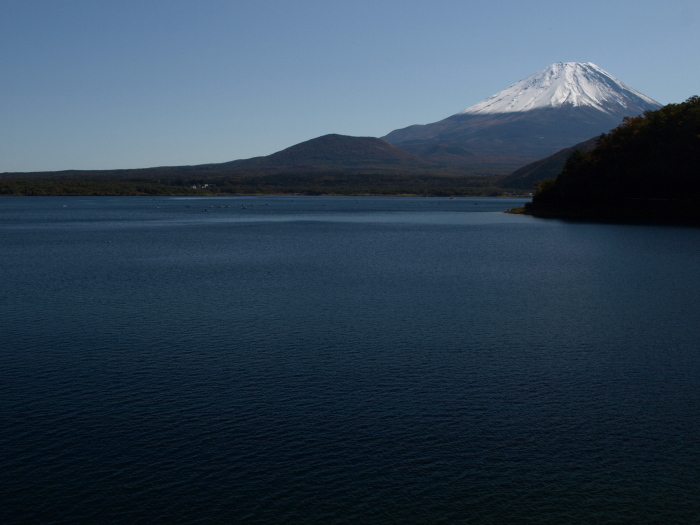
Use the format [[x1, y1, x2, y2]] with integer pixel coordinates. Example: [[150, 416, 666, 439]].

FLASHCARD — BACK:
[[2, 196, 700, 524]]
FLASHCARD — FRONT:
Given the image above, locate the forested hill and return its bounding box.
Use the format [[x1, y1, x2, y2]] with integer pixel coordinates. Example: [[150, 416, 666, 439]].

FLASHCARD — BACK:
[[525, 96, 700, 223]]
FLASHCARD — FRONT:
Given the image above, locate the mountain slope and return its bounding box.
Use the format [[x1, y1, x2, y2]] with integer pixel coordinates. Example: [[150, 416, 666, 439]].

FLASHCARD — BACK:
[[226, 134, 430, 171], [383, 62, 661, 171], [500, 136, 599, 190]]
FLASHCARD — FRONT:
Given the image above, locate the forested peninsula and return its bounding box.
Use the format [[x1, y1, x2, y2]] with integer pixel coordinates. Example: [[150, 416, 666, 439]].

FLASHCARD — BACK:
[[524, 96, 700, 223]]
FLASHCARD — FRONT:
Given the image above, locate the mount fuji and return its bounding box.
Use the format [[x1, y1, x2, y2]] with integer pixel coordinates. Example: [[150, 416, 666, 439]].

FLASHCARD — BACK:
[[382, 62, 662, 172]]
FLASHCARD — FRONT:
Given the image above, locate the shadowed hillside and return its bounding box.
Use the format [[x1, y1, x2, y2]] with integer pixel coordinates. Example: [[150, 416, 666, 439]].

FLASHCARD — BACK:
[[500, 137, 599, 190], [525, 96, 700, 223]]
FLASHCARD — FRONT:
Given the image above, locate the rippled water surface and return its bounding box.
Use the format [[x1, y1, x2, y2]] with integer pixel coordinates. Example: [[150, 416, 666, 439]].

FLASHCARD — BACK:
[[2, 196, 700, 523]]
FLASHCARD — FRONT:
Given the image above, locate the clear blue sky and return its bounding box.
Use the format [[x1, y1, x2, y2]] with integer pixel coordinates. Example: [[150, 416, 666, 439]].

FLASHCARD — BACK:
[[2, 0, 698, 172]]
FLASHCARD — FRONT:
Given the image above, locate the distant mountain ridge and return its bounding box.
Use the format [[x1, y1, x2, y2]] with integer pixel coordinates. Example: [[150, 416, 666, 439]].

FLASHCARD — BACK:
[[225, 134, 432, 172], [1, 134, 447, 180], [0, 133, 500, 196], [383, 62, 662, 170]]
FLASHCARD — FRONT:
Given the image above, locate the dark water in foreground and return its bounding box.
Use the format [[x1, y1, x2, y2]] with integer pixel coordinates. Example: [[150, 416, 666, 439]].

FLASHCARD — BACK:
[[1, 196, 700, 524]]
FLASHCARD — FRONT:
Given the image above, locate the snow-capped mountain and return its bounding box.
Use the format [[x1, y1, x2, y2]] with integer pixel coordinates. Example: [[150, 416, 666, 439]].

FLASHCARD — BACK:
[[382, 62, 661, 171], [460, 62, 658, 115]]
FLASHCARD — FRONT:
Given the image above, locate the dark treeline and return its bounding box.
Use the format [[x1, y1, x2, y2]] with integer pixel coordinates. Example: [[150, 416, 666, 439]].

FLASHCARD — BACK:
[[525, 96, 700, 223], [0, 179, 203, 196], [0, 172, 511, 197]]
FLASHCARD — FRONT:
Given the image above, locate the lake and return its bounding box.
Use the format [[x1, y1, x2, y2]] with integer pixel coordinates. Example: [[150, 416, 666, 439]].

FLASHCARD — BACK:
[[2, 196, 700, 523]]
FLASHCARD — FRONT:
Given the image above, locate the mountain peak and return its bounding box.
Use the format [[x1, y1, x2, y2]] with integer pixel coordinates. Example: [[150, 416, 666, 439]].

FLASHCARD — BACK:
[[459, 62, 660, 116]]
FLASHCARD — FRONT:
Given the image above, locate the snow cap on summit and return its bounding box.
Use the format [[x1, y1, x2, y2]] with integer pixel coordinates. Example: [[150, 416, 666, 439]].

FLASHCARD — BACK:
[[460, 62, 660, 115]]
